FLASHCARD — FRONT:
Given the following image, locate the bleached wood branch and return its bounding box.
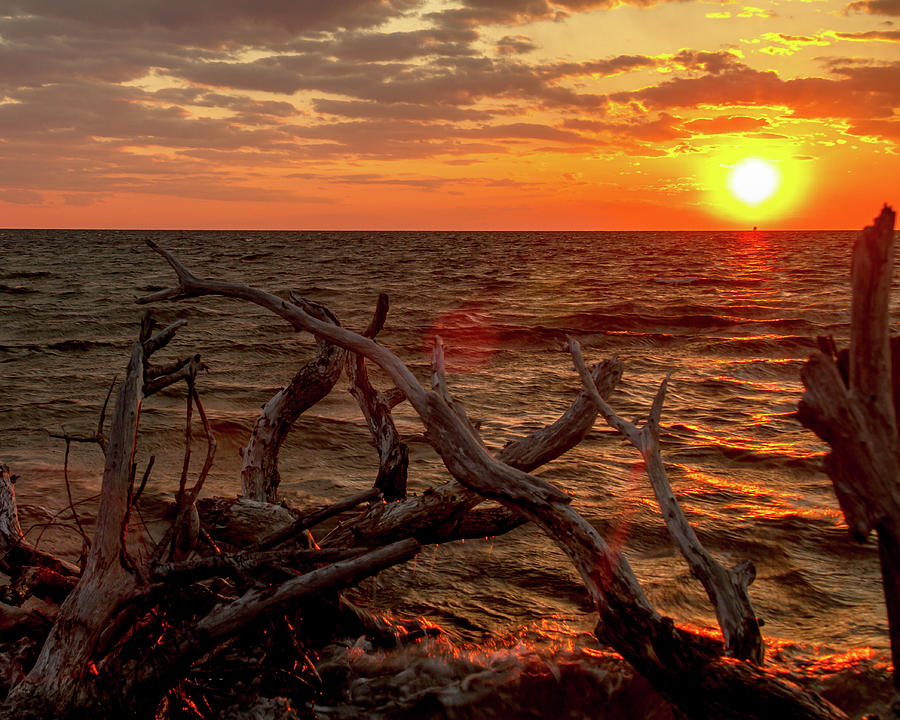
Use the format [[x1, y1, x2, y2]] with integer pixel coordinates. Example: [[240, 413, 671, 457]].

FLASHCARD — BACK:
[[139, 241, 567, 507], [4, 343, 146, 718], [569, 337, 764, 662], [241, 297, 346, 502], [324, 358, 622, 548], [153, 386, 216, 564], [142, 319, 187, 358]]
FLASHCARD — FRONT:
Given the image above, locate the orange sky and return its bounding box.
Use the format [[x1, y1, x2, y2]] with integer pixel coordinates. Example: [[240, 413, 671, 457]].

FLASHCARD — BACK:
[[1, 0, 898, 229]]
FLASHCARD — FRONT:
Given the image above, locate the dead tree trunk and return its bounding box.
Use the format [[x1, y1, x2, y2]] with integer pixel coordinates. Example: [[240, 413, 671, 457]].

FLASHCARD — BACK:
[[140, 240, 847, 720], [798, 204, 900, 692], [2, 343, 145, 718], [240, 299, 345, 502]]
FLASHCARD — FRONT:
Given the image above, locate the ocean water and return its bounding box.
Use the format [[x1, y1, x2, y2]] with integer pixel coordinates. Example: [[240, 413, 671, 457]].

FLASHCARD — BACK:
[[0, 229, 895, 716]]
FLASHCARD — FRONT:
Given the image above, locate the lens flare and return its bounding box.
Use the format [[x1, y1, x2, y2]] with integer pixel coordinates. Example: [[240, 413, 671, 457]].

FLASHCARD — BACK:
[[728, 159, 779, 206]]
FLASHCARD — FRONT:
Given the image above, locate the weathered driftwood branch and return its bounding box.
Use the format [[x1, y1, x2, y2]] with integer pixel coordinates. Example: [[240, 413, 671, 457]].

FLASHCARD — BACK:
[[140, 243, 845, 720], [0, 466, 80, 578], [253, 487, 379, 551], [432, 336, 486, 449], [323, 357, 622, 549], [154, 385, 215, 564], [347, 292, 408, 500], [798, 204, 900, 691], [3, 343, 147, 718], [241, 298, 345, 502], [569, 337, 764, 663], [47, 375, 116, 455], [152, 546, 369, 583], [139, 240, 567, 508], [2, 317, 219, 719], [197, 496, 297, 547]]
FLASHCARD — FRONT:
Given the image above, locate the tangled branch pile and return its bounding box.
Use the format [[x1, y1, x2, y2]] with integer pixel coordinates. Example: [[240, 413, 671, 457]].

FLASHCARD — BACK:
[[0, 207, 895, 719]]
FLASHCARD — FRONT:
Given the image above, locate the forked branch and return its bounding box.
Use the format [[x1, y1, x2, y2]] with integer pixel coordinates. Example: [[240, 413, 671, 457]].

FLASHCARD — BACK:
[[569, 337, 764, 662]]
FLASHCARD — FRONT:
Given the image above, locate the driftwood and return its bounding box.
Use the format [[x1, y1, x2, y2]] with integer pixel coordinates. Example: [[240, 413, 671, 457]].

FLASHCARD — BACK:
[[0, 317, 420, 719], [135, 241, 847, 720], [8, 210, 897, 718], [0, 464, 80, 578], [240, 299, 345, 502], [798, 205, 900, 692], [569, 338, 764, 663], [346, 292, 408, 501], [324, 356, 622, 549]]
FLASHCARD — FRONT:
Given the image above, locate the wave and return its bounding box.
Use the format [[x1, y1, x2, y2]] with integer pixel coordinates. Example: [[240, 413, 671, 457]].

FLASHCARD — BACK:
[[650, 275, 764, 288], [0, 283, 37, 295], [0, 339, 117, 354], [312, 632, 891, 720], [0, 270, 52, 280]]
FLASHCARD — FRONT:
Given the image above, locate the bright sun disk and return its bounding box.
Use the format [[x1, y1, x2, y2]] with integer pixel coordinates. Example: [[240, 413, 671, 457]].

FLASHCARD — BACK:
[[728, 158, 779, 206]]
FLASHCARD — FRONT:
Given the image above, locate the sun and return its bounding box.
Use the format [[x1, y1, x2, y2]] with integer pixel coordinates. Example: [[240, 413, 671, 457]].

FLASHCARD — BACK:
[[727, 158, 780, 206]]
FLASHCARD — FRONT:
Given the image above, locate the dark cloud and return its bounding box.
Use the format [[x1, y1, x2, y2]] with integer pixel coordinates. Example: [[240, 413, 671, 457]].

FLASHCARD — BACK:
[[427, 0, 673, 29], [0, 189, 43, 204], [835, 29, 900, 41], [460, 121, 587, 142], [0, 0, 418, 46], [614, 61, 900, 120], [670, 50, 743, 74], [564, 112, 689, 141], [312, 99, 492, 121], [496, 34, 537, 55], [546, 54, 658, 78], [845, 0, 900, 15], [845, 118, 900, 141]]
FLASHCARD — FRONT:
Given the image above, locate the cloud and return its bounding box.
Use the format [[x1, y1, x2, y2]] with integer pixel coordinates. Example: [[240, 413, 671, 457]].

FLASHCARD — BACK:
[[427, 0, 676, 30], [0, 0, 418, 46], [760, 32, 832, 55], [287, 28, 480, 62], [0, 189, 43, 204], [682, 115, 771, 134], [845, 118, 900, 142], [669, 49, 743, 74], [845, 0, 900, 15], [835, 29, 900, 42], [547, 54, 659, 78], [312, 99, 492, 121], [496, 34, 537, 55], [613, 61, 900, 120], [565, 112, 689, 141]]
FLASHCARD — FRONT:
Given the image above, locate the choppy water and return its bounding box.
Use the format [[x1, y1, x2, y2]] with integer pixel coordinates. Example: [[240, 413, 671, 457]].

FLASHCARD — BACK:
[[1, 229, 896, 716]]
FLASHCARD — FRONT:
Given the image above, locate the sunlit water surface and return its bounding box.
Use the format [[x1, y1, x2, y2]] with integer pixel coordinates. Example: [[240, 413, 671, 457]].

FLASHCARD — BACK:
[[1, 229, 897, 716]]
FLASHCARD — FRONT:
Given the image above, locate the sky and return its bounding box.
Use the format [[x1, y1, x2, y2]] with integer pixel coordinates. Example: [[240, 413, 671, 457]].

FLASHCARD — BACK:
[[0, 0, 898, 230]]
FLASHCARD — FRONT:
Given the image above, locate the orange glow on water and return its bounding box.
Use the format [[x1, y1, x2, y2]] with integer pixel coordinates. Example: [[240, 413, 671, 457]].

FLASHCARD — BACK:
[[425, 303, 500, 373]]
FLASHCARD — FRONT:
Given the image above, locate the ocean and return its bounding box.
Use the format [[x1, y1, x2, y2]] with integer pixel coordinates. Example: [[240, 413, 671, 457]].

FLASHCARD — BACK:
[[0, 229, 893, 717]]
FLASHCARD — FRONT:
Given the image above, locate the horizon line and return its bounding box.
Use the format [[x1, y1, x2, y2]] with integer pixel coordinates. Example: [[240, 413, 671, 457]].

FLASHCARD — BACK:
[[0, 226, 872, 233]]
